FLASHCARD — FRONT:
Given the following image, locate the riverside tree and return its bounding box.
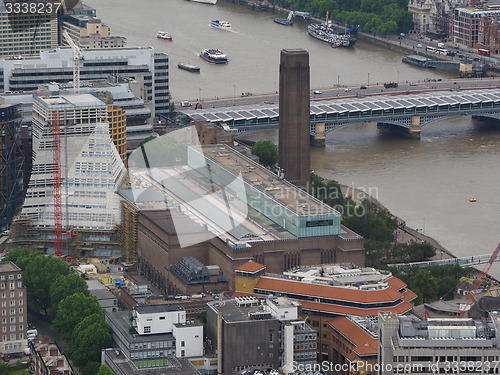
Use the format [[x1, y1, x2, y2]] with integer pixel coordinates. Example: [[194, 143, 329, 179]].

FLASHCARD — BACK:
[[251, 140, 278, 169]]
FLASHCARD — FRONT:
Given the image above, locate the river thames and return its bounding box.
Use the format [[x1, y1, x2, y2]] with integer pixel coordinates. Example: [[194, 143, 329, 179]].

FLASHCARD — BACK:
[[87, 0, 500, 277]]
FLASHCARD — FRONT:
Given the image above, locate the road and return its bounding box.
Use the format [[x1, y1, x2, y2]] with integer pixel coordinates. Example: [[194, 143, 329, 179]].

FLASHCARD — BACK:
[[28, 312, 68, 351], [183, 77, 500, 110]]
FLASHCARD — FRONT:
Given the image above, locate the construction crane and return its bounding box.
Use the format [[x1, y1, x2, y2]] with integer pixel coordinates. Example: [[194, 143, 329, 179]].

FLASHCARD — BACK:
[[52, 112, 63, 257], [62, 30, 83, 93], [457, 241, 500, 318]]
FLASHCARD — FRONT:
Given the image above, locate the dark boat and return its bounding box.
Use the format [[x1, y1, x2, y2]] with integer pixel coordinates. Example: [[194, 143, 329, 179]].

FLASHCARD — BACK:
[[178, 62, 201, 72], [274, 11, 293, 26], [200, 49, 228, 64]]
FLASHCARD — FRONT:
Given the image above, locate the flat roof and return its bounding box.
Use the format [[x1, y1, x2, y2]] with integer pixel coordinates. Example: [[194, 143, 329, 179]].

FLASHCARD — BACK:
[[107, 311, 175, 343], [35, 93, 106, 108], [136, 304, 184, 314]]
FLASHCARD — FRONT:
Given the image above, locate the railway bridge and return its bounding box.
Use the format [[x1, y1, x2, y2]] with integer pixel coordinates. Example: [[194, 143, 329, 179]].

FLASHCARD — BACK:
[[184, 88, 500, 146]]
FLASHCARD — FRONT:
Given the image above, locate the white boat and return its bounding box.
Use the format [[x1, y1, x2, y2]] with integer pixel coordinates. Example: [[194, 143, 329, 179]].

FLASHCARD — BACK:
[[209, 20, 232, 31], [187, 0, 217, 4], [156, 31, 172, 40]]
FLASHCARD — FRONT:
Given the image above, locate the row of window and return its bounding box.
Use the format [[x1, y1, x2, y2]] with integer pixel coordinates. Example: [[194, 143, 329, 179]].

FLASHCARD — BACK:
[[1, 299, 23, 307], [0, 282, 22, 290], [130, 350, 174, 359], [1, 308, 23, 315], [1, 324, 23, 332], [129, 340, 174, 351]]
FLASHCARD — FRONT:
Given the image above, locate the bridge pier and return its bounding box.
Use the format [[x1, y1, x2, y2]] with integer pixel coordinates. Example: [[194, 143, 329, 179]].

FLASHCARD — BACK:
[[377, 116, 421, 139], [311, 122, 326, 147]]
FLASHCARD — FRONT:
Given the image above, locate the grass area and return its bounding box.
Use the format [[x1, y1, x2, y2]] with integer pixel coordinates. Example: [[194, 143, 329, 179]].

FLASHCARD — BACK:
[[10, 369, 30, 375]]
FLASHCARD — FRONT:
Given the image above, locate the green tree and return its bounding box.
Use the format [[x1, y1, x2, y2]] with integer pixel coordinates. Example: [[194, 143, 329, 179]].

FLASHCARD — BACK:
[[82, 362, 102, 375], [49, 273, 90, 319], [3, 246, 34, 270], [410, 269, 438, 303], [24, 254, 70, 315], [97, 365, 114, 375], [53, 293, 104, 340], [251, 140, 278, 169], [67, 314, 111, 367], [96, 365, 115, 375]]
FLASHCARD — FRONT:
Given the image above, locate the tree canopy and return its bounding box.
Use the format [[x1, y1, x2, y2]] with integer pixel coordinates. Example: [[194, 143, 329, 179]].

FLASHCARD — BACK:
[[67, 314, 111, 366], [49, 273, 90, 319], [251, 140, 278, 169], [96, 365, 115, 375], [53, 292, 104, 340], [278, 0, 413, 34]]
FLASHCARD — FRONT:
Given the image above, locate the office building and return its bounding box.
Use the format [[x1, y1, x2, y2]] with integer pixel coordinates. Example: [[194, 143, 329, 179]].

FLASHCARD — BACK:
[[0, 46, 169, 117], [234, 262, 416, 361], [0, 261, 27, 355], [0, 6, 58, 58], [278, 49, 310, 190], [453, 7, 500, 47], [207, 295, 316, 374], [17, 93, 126, 256], [0, 104, 24, 231], [378, 311, 500, 374], [104, 304, 203, 373]]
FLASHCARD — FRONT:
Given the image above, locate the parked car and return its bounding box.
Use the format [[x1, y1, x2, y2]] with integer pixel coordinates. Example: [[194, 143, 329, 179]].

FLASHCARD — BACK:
[[409, 82, 417, 86], [344, 88, 351, 92], [360, 86, 367, 89], [313, 90, 322, 94], [417, 43, 423, 48]]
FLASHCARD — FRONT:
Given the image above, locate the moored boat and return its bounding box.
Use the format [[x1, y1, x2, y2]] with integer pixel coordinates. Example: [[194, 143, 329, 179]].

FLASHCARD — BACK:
[[200, 49, 228, 64], [157, 31, 172, 40], [307, 23, 356, 48], [209, 20, 232, 31], [187, 0, 217, 4], [274, 11, 294, 26], [178, 62, 201, 73]]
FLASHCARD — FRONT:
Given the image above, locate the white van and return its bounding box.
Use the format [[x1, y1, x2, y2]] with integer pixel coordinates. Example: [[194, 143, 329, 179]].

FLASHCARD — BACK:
[[27, 329, 38, 339]]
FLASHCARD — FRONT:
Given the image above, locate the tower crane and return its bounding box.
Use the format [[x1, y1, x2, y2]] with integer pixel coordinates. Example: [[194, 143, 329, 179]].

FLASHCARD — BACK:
[[62, 30, 84, 93], [457, 242, 500, 318]]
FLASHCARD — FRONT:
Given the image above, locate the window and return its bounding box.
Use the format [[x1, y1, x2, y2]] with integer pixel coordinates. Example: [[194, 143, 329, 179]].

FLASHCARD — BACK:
[[17, 274, 21, 279], [181, 350, 185, 357], [181, 341, 185, 347], [9, 282, 14, 290], [18, 300, 22, 306], [9, 317, 15, 323], [9, 300, 15, 306], [9, 292, 13, 298], [144, 326, 151, 334], [18, 292, 22, 297], [17, 282, 21, 288]]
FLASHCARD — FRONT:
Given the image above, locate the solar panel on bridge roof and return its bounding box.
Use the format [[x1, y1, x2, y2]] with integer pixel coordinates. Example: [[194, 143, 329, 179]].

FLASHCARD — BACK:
[[363, 102, 382, 110], [203, 113, 221, 121], [440, 97, 459, 105], [215, 112, 233, 121], [238, 110, 256, 119], [339, 103, 357, 111], [226, 111, 245, 120], [384, 100, 404, 109], [310, 106, 326, 115], [260, 109, 278, 117], [470, 94, 492, 102], [450, 95, 469, 104], [481, 93, 500, 101], [461, 95, 481, 103], [426, 96, 446, 105], [406, 99, 426, 107], [249, 110, 267, 118], [373, 101, 392, 110], [417, 98, 435, 106], [190, 113, 207, 121], [394, 99, 415, 108], [329, 104, 348, 112], [318, 105, 335, 113], [351, 103, 370, 110]]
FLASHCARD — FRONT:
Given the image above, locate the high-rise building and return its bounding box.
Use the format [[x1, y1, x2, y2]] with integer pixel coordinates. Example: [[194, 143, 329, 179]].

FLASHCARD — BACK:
[[0, 47, 170, 118], [278, 49, 310, 190], [107, 104, 127, 166], [0, 104, 24, 231], [0, 7, 58, 58], [19, 93, 126, 256], [0, 261, 27, 355], [378, 311, 500, 375], [207, 295, 316, 374]]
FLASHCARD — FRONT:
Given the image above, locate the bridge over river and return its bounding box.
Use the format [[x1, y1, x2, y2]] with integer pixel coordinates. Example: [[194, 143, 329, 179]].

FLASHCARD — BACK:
[[183, 88, 500, 145]]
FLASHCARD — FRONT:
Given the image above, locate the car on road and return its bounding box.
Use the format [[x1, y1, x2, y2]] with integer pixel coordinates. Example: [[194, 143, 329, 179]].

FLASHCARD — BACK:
[[360, 86, 367, 89], [313, 90, 322, 94], [344, 88, 351, 92], [180, 101, 191, 107], [417, 43, 423, 48], [409, 82, 417, 86]]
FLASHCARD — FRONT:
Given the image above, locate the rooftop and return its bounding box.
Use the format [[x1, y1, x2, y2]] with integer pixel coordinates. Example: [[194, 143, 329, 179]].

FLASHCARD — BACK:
[[328, 316, 378, 357], [106, 311, 175, 343], [0, 261, 20, 273], [35, 93, 106, 109], [136, 304, 184, 314], [236, 260, 266, 273]]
